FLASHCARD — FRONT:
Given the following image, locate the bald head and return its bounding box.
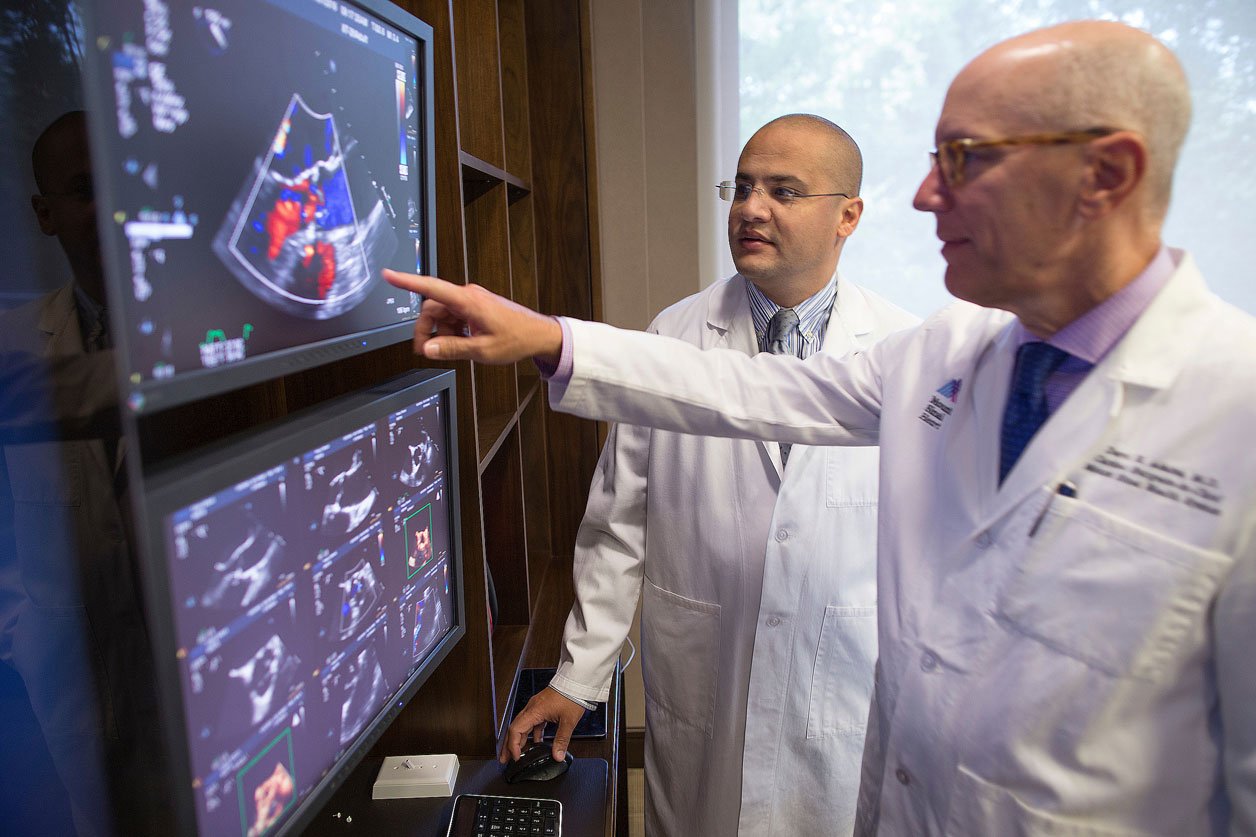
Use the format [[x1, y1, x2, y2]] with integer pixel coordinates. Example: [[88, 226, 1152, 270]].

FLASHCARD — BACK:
[[753, 113, 863, 196], [954, 21, 1190, 217], [32, 110, 88, 195]]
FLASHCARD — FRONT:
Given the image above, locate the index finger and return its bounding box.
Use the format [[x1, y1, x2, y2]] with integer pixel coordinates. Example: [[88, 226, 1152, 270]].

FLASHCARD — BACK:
[[382, 270, 464, 308]]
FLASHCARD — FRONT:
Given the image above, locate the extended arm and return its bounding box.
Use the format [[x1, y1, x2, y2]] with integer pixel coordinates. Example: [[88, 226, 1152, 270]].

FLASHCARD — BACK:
[[384, 271, 891, 447]]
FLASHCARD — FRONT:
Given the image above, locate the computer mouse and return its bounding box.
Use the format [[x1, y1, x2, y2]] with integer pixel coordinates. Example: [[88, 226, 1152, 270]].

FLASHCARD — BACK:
[[503, 743, 573, 783]]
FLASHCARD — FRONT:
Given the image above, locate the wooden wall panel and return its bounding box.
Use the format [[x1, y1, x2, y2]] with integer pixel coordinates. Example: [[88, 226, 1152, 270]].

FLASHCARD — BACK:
[[523, 0, 600, 563]]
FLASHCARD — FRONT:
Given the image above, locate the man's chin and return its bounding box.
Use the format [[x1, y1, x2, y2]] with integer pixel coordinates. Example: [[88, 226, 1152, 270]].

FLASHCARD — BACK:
[[731, 255, 777, 282]]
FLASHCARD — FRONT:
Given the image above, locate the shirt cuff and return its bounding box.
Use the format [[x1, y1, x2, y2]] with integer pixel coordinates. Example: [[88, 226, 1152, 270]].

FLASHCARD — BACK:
[[534, 316, 574, 400], [547, 680, 598, 712]]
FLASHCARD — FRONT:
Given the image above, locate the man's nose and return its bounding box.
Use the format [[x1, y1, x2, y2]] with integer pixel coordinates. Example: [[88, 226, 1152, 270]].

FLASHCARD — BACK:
[[912, 166, 952, 213], [737, 186, 772, 220]]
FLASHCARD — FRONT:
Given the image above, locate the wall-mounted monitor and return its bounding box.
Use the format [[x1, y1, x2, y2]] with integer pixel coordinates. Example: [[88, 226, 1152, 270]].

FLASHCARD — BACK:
[[138, 369, 464, 836], [80, 0, 437, 413]]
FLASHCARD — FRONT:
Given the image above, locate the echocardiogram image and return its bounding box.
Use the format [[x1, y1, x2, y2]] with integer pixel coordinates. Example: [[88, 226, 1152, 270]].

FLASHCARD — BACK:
[[336, 559, 382, 640], [200, 522, 288, 611], [304, 436, 379, 541], [337, 643, 387, 746], [229, 635, 303, 727], [245, 760, 293, 836], [213, 94, 397, 319], [410, 581, 450, 661], [167, 473, 296, 648], [404, 505, 433, 578], [184, 600, 305, 765], [386, 396, 444, 492], [235, 730, 296, 837]]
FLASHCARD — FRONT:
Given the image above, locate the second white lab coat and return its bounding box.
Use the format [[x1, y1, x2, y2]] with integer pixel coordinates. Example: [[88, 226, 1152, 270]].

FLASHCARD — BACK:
[[550, 251, 1256, 835], [550, 274, 916, 835]]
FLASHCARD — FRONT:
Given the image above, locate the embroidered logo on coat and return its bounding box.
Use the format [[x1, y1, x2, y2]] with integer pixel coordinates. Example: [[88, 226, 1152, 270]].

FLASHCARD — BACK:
[[918, 379, 961, 429]]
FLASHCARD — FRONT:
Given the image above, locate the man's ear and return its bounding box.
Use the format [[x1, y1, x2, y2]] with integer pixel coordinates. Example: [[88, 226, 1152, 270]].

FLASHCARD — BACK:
[[1079, 131, 1146, 218], [30, 194, 56, 236], [837, 196, 864, 239]]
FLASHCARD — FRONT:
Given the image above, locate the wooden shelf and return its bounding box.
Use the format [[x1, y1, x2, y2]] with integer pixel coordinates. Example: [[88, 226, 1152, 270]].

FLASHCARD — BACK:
[[490, 625, 529, 733], [476, 382, 538, 475], [461, 149, 530, 195]]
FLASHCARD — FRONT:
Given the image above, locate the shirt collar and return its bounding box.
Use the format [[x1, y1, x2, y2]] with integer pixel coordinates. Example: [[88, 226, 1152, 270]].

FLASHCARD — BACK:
[[746, 269, 840, 342], [72, 283, 107, 345], [1014, 245, 1175, 364]]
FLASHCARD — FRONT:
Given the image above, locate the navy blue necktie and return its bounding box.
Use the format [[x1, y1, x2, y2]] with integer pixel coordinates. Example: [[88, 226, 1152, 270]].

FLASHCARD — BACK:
[[766, 307, 799, 467], [999, 342, 1070, 484]]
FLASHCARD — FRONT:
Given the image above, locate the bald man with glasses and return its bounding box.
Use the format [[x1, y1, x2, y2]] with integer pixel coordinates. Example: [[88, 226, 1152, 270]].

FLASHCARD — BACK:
[[387, 21, 1256, 835]]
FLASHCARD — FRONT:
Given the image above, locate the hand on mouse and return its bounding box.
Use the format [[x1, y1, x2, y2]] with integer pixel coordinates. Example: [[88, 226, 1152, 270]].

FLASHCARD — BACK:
[[499, 686, 586, 764]]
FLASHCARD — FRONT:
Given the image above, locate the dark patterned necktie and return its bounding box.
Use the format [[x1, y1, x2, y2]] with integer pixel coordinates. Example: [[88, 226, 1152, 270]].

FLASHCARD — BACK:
[[999, 341, 1070, 484], [766, 307, 799, 467]]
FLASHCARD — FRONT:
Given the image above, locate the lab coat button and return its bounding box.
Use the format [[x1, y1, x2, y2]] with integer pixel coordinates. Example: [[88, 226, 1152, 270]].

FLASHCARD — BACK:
[[767, 616, 781, 627], [920, 652, 938, 672], [895, 767, 911, 786], [775, 528, 789, 542], [975, 531, 993, 549]]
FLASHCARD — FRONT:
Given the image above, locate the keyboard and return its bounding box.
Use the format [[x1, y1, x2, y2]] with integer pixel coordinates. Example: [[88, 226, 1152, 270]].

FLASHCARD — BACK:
[[445, 793, 562, 837]]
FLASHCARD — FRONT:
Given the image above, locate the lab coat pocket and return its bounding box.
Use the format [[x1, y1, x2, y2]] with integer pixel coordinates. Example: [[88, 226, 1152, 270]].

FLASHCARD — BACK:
[[5, 442, 84, 505], [641, 577, 720, 735], [946, 766, 1151, 836], [806, 604, 877, 739], [996, 496, 1232, 681], [825, 447, 879, 507]]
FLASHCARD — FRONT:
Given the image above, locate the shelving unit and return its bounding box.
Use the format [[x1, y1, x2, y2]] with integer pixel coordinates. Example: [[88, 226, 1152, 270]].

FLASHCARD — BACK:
[[134, 0, 616, 831]]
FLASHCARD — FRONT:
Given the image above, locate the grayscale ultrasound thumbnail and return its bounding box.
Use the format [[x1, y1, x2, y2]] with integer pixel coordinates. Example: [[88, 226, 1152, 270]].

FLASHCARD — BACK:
[[167, 474, 296, 648], [301, 427, 380, 543], [315, 615, 392, 749], [310, 524, 388, 647], [183, 596, 305, 774], [406, 556, 452, 662], [386, 397, 444, 493]]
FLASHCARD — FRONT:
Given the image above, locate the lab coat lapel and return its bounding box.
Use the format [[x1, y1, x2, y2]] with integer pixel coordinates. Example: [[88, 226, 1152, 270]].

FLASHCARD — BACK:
[[40, 284, 82, 356], [822, 276, 875, 353], [706, 275, 785, 478]]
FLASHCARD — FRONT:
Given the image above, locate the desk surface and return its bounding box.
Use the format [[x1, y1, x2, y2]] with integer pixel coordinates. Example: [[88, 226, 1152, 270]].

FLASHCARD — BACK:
[[305, 757, 608, 837]]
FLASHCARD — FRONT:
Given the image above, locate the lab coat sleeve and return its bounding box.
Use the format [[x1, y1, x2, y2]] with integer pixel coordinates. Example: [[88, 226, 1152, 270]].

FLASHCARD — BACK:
[[553, 318, 887, 446], [549, 417, 651, 704], [1217, 530, 1256, 833]]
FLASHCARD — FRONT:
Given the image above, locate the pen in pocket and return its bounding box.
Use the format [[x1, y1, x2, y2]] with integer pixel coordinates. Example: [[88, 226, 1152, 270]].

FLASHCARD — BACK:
[[1028, 480, 1077, 538]]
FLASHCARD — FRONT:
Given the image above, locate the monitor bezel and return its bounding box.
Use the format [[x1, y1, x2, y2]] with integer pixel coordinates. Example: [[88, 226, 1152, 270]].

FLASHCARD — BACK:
[[136, 368, 465, 836], [79, 0, 439, 415]]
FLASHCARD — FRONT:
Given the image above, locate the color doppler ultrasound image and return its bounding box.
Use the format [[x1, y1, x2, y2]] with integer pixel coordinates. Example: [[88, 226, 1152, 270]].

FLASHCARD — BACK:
[[213, 94, 397, 319]]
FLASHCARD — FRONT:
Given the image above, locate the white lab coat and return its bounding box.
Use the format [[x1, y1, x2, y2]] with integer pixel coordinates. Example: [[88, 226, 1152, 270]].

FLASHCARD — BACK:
[[551, 274, 915, 835], [550, 251, 1256, 835], [0, 284, 151, 835]]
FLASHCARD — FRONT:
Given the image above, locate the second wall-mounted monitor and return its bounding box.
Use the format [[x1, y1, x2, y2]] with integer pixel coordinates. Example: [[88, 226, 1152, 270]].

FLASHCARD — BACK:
[[81, 0, 437, 413], [139, 369, 464, 836]]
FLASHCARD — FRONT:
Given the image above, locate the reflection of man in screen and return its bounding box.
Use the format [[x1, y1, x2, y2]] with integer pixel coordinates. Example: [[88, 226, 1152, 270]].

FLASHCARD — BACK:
[[320, 448, 377, 535], [1, 110, 169, 835], [408, 524, 432, 570], [247, 761, 293, 837]]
